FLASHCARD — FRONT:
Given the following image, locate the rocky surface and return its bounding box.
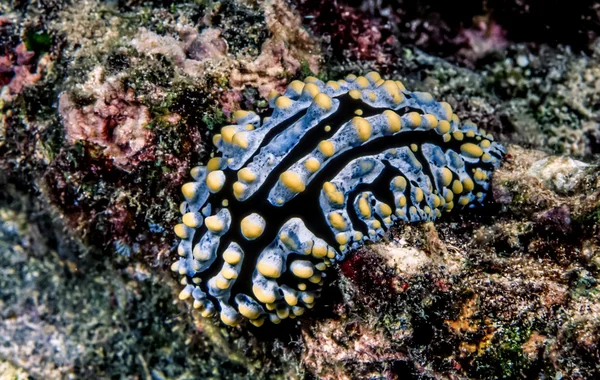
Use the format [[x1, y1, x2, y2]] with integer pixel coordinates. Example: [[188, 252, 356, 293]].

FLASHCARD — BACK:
[[0, 0, 599, 378]]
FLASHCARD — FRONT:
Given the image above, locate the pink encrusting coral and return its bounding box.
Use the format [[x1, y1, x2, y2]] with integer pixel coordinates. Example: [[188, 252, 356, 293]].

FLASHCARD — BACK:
[[59, 76, 153, 168], [131, 27, 230, 75], [130, 0, 320, 100], [298, 0, 397, 65], [457, 19, 509, 61], [229, 0, 321, 97], [0, 43, 49, 102]]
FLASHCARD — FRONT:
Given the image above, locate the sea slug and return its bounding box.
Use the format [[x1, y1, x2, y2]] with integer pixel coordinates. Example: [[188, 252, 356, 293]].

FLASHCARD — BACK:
[[172, 72, 505, 326]]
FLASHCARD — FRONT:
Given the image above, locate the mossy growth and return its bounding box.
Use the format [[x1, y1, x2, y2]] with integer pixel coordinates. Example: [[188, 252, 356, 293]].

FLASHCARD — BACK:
[[299, 59, 327, 81], [471, 326, 546, 379], [213, 0, 268, 56], [201, 108, 225, 131], [23, 30, 52, 55]]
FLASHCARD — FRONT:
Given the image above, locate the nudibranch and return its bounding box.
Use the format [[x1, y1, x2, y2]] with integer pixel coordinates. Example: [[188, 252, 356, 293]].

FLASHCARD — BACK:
[[172, 72, 505, 327]]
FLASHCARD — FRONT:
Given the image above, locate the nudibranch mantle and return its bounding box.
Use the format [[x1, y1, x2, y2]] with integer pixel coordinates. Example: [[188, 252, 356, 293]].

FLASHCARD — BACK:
[[173, 72, 505, 327]]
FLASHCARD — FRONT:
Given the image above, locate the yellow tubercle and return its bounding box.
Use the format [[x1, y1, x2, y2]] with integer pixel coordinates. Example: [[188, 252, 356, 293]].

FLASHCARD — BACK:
[[304, 157, 321, 173], [174, 224, 189, 239], [462, 177, 475, 192], [437, 120, 451, 134], [308, 273, 322, 284], [335, 232, 348, 245], [237, 167, 256, 183], [312, 245, 327, 258], [378, 203, 392, 217], [291, 261, 314, 279], [406, 112, 422, 127], [280, 170, 306, 193], [238, 303, 260, 320], [257, 257, 282, 278], [206, 170, 225, 193], [182, 212, 201, 228], [452, 179, 464, 194], [250, 318, 265, 327], [327, 249, 336, 259], [276, 307, 289, 319], [279, 232, 298, 250], [275, 95, 292, 109], [365, 71, 381, 83], [221, 267, 238, 280], [440, 167, 453, 187], [216, 277, 230, 290], [232, 181, 246, 200], [355, 76, 370, 88], [205, 215, 224, 233], [414, 187, 424, 203], [233, 110, 249, 122], [440, 102, 453, 120], [358, 195, 371, 218], [352, 117, 372, 142], [283, 291, 298, 306], [178, 287, 192, 300], [252, 284, 276, 304], [181, 182, 197, 199], [397, 194, 407, 207], [349, 89, 362, 99], [318, 140, 335, 157], [303, 83, 320, 98], [313, 93, 332, 110], [302, 292, 315, 304], [328, 212, 347, 230], [452, 131, 464, 141], [474, 169, 487, 181], [223, 248, 242, 265], [241, 214, 265, 240], [460, 143, 484, 158], [424, 114, 439, 128], [393, 176, 407, 190], [383, 110, 401, 133], [326, 80, 340, 90], [221, 125, 237, 143], [288, 80, 305, 94], [206, 157, 223, 172], [232, 131, 249, 149]]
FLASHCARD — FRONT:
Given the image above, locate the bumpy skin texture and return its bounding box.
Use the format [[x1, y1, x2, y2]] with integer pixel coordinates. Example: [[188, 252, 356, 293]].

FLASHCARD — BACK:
[[173, 72, 505, 327]]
